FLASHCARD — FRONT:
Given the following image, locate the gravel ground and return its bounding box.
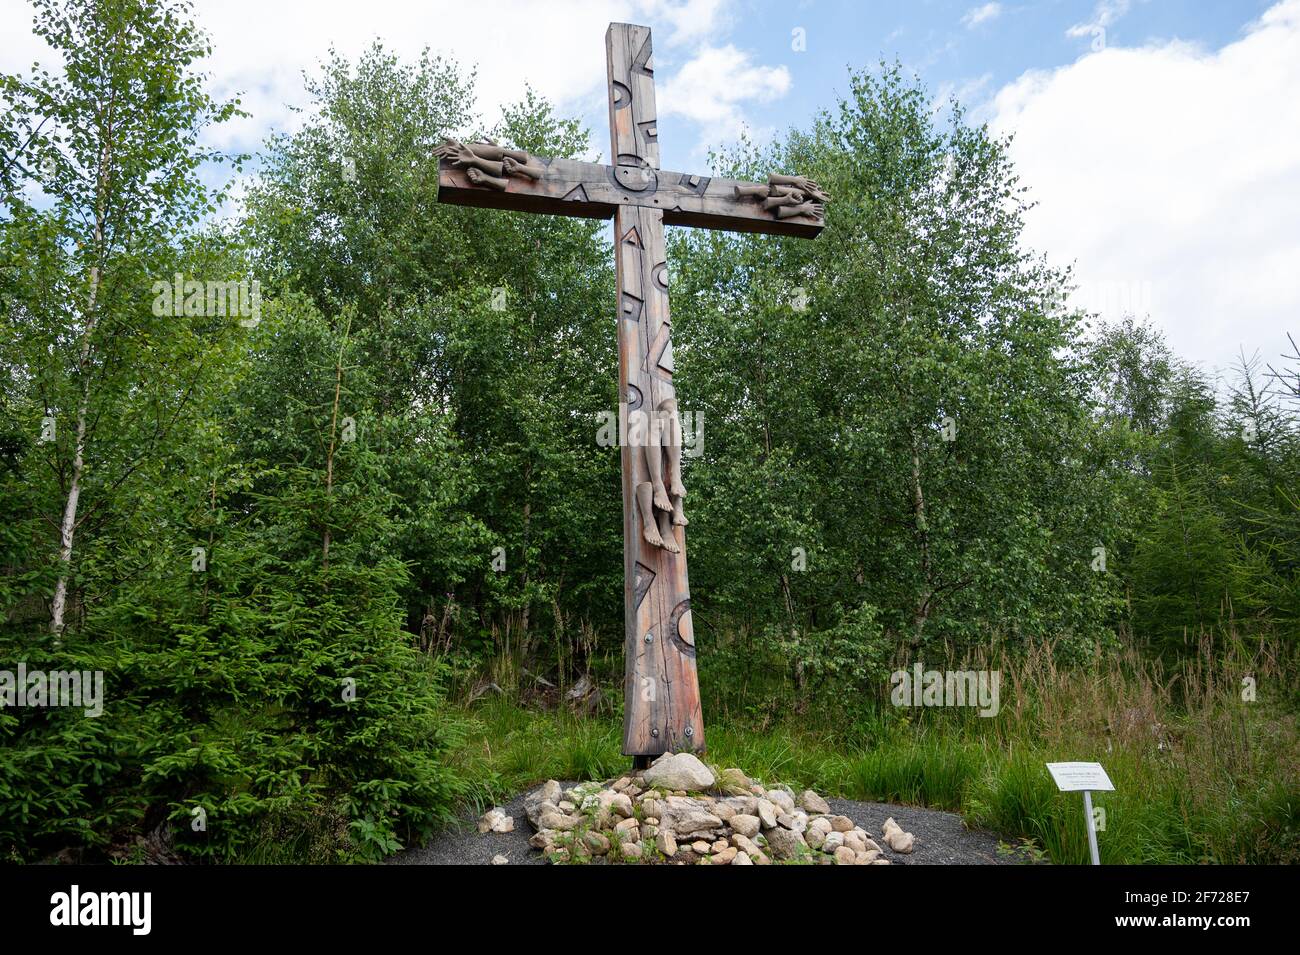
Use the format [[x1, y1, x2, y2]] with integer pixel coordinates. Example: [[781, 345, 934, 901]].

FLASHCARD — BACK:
[[387, 783, 1027, 866]]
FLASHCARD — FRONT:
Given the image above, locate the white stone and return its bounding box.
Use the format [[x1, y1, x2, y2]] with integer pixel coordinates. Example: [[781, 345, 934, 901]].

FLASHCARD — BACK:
[[524, 780, 562, 828], [801, 790, 831, 814], [777, 811, 808, 833], [766, 788, 796, 813], [882, 817, 915, 853], [764, 825, 806, 861], [491, 854, 509, 865], [643, 752, 716, 791], [609, 792, 635, 818], [659, 795, 723, 838], [478, 807, 514, 833], [538, 810, 580, 831], [884, 828, 915, 853]]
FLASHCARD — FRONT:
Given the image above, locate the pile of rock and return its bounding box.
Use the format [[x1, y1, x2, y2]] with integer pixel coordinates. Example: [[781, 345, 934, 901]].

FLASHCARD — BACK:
[[484, 752, 917, 865]]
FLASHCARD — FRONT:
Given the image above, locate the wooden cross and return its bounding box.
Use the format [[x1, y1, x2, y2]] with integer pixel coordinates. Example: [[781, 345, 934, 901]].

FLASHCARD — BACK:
[[436, 22, 826, 764]]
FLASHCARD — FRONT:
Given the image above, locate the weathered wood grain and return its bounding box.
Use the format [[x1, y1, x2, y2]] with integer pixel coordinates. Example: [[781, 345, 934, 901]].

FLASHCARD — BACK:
[[437, 159, 825, 238], [608, 23, 704, 757]]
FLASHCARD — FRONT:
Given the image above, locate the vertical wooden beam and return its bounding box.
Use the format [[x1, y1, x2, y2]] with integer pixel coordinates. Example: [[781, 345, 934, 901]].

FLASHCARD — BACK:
[[607, 23, 704, 757]]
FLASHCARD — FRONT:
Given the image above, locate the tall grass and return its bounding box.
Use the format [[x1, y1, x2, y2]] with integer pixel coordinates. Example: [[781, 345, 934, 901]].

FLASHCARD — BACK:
[[445, 633, 1299, 864]]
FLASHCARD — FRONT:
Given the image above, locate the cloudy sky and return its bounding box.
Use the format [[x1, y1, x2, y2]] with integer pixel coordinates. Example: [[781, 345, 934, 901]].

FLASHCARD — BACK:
[[2, 0, 1296, 375]]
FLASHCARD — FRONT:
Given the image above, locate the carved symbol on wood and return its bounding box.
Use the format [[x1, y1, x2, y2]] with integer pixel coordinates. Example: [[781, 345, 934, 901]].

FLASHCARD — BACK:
[[620, 290, 644, 324], [632, 33, 654, 76], [645, 323, 673, 376], [626, 382, 643, 412], [651, 261, 669, 292], [677, 173, 711, 196], [634, 561, 656, 609], [669, 599, 695, 657], [611, 80, 631, 109], [638, 120, 659, 148], [610, 155, 657, 193], [657, 338, 675, 375]]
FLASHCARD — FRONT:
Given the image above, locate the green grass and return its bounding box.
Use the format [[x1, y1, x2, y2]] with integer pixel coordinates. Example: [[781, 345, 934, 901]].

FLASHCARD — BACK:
[[441, 641, 1300, 865]]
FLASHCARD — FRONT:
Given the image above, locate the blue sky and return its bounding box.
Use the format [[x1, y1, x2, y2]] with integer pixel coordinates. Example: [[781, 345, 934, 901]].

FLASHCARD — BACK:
[[628, 0, 1275, 171], [2, 0, 1297, 375]]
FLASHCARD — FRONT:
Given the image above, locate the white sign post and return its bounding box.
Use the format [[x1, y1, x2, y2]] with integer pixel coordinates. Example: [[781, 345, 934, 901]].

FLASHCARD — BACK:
[[1046, 761, 1115, 865]]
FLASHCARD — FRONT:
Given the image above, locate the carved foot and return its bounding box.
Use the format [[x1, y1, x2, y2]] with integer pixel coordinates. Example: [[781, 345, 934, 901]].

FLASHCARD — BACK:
[[642, 522, 668, 550], [653, 484, 672, 512], [672, 499, 688, 526], [669, 478, 686, 499], [657, 511, 680, 553], [466, 167, 508, 191], [638, 481, 676, 552], [501, 156, 543, 180]]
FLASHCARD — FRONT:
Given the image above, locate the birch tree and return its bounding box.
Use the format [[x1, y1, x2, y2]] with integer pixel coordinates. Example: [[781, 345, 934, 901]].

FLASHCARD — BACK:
[[0, 0, 241, 632]]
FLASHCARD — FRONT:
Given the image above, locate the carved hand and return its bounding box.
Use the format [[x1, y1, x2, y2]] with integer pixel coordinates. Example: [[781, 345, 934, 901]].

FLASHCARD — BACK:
[[443, 140, 482, 168], [776, 200, 824, 220], [433, 137, 465, 161], [787, 177, 829, 202]]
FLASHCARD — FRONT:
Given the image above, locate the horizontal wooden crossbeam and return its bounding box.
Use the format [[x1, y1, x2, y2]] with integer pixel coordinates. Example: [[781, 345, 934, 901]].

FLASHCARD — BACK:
[[437, 157, 825, 239]]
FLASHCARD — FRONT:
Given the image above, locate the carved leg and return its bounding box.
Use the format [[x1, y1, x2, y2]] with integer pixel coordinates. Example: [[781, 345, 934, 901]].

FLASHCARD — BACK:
[[663, 407, 686, 499], [644, 415, 672, 512], [671, 493, 688, 527], [636, 481, 668, 550], [761, 192, 803, 211]]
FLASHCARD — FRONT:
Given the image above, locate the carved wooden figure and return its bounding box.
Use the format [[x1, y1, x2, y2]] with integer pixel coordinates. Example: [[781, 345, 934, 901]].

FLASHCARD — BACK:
[[435, 23, 827, 764]]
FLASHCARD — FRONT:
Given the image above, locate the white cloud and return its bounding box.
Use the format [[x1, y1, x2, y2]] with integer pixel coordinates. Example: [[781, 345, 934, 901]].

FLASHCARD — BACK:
[[991, 0, 1300, 373], [1066, 0, 1132, 40], [931, 73, 993, 118], [658, 44, 791, 150], [962, 3, 1002, 29], [0, 0, 767, 163], [641, 0, 730, 45]]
